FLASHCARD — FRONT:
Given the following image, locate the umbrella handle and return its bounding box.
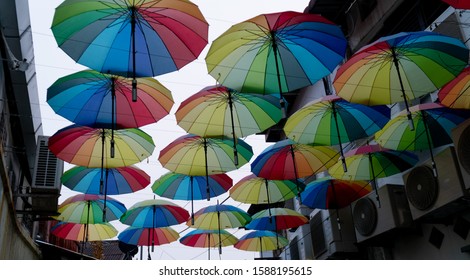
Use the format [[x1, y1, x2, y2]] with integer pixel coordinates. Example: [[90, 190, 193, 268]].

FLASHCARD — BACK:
[[391, 47, 414, 131]]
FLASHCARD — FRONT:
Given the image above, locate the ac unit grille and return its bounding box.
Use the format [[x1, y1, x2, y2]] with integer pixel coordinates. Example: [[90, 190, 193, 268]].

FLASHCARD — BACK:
[[310, 212, 326, 258], [457, 125, 470, 175], [405, 166, 438, 211], [34, 139, 59, 188], [353, 197, 377, 236]]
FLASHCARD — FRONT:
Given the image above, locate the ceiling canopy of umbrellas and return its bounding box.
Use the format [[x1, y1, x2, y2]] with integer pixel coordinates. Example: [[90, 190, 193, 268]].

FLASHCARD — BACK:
[[46, 0, 470, 259]]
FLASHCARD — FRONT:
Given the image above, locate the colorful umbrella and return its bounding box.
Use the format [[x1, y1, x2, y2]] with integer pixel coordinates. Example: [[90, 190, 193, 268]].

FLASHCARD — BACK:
[[300, 177, 371, 209], [49, 125, 155, 168], [152, 172, 232, 224], [375, 103, 470, 176], [120, 199, 190, 228], [245, 207, 308, 244], [158, 134, 253, 199], [118, 226, 179, 260], [61, 165, 149, 195], [442, 0, 470, 8], [206, 11, 347, 115], [189, 203, 251, 254], [51, 222, 118, 242], [179, 229, 238, 260], [229, 174, 298, 206], [52, 0, 208, 100], [333, 31, 468, 130], [234, 230, 288, 257], [47, 70, 174, 128], [176, 85, 282, 162], [250, 139, 339, 195], [284, 95, 390, 171], [56, 194, 127, 223], [438, 66, 470, 109], [328, 144, 419, 203]]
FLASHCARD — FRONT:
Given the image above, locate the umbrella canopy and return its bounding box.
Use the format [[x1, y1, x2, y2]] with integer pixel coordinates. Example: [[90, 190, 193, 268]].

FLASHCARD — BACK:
[[229, 174, 298, 205], [152, 172, 232, 223], [375, 103, 470, 177], [176, 85, 282, 138], [284, 95, 390, 170], [300, 177, 371, 209], [206, 11, 347, 95], [51, 222, 117, 242], [56, 194, 127, 224], [179, 229, 238, 248], [61, 165, 150, 195], [235, 230, 288, 256], [333, 31, 468, 129], [120, 199, 190, 228], [118, 226, 179, 246], [251, 139, 339, 181], [159, 134, 253, 200], [438, 66, 470, 109], [189, 204, 250, 255], [159, 134, 253, 175], [179, 229, 238, 260], [52, 0, 208, 79], [47, 70, 174, 128], [375, 103, 470, 151], [245, 207, 308, 231], [49, 125, 155, 168], [442, 0, 470, 8], [328, 145, 419, 193], [189, 204, 251, 230]]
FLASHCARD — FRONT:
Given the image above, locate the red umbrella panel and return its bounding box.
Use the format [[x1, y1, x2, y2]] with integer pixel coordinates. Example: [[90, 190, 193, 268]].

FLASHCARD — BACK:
[[442, 0, 470, 9]]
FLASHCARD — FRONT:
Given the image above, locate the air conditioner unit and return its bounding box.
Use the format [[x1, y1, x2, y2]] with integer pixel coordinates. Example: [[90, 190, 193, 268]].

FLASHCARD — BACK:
[[310, 208, 358, 259], [31, 136, 63, 214], [352, 184, 412, 243], [452, 118, 470, 189], [402, 146, 470, 221]]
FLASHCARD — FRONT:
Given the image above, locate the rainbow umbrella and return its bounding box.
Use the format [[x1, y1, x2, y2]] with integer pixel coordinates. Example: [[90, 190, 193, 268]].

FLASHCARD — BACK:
[[48, 125, 155, 168], [333, 31, 468, 130], [176, 85, 282, 162], [51, 221, 117, 254], [61, 165, 149, 195], [284, 95, 390, 171], [206, 11, 347, 114], [235, 230, 288, 257], [118, 226, 179, 260], [152, 172, 232, 224], [188, 204, 251, 254], [120, 199, 189, 228], [328, 144, 418, 203], [375, 103, 470, 176], [245, 208, 308, 231], [158, 134, 253, 199], [51, 222, 117, 242], [56, 194, 127, 224], [442, 0, 470, 8], [438, 66, 470, 109], [300, 177, 371, 209], [179, 229, 238, 260], [229, 174, 298, 212], [47, 70, 174, 128], [52, 0, 208, 100], [250, 139, 339, 196]]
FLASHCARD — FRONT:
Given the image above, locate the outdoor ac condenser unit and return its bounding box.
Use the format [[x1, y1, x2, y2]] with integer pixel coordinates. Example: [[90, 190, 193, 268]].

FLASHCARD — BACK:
[[31, 136, 63, 214], [402, 145, 470, 221], [309, 208, 358, 260], [351, 184, 413, 243]]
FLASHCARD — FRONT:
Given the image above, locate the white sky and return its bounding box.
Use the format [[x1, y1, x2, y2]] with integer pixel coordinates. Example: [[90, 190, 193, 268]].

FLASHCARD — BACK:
[[28, 0, 309, 260]]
